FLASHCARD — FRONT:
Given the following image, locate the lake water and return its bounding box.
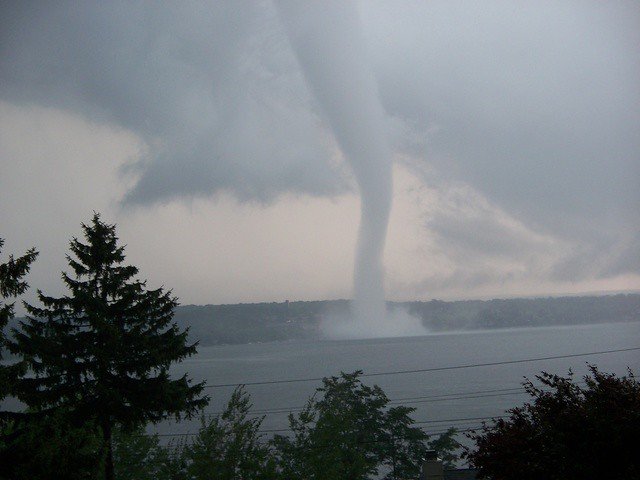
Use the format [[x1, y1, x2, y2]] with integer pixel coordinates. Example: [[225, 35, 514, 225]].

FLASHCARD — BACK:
[[159, 321, 640, 439]]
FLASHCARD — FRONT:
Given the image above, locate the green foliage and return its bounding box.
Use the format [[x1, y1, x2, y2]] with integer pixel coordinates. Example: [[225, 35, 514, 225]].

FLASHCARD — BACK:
[[185, 386, 277, 480], [159, 441, 190, 480], [272, 371, 428, 480], [8, 214, 208, 480], [113, 428, 183, 480], [112, 388, 281, 480], [427, 427, 461, 469], [0, 238, 38, 306], [465, 365, 640, 479], [0, 236, 39, 478], [0, 238, 37, 402], [0, 410, 103, 480]]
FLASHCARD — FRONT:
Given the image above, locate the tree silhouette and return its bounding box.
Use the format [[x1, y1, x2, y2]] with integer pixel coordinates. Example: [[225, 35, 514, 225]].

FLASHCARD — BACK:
[[465, 365, 640, 479], [0, 237, 38, 478], [10, 214, 208, 480], [0, 237, 38, 419]]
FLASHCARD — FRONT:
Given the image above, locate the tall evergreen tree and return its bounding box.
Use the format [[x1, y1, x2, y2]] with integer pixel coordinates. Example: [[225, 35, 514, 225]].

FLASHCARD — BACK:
[[0, 237, 38, 417], [0, 238, 38, 479], [10, 214, 208, 480]]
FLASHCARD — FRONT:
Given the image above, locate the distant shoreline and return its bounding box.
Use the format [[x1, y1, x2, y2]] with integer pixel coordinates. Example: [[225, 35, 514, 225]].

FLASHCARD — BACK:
[[173, 293, 640, 346], [5, 293, 639, 349]]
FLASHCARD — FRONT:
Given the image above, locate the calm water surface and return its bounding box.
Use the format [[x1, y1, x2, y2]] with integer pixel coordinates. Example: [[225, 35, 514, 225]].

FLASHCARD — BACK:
[[160, 321, 640, 437]]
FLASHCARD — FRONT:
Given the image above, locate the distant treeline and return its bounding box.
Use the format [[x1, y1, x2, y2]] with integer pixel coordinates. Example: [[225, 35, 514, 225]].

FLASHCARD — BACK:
[[7, 294, 639, 348], [399, 294, 640, 331], [172, 294, 639, 346], [172, 300, 336, 345]]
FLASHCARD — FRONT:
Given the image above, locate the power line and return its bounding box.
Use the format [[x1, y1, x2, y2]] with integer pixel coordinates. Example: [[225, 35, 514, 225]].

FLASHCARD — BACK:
[[113, 347, 638, 449], [388, 386, 526, 403], [194, 381, 590, 418], [151, 414, 508, 437], [167, 378, 589, 421], [258, 415, 508, 434], [195, 387, 529, 417], [392, 390, 529, 406], [156, 424, 487, 459], [389, 381, 580, 406], [203, 346, 640, 388], [157, 426, 485, 460], [413, 415, 509, 425]]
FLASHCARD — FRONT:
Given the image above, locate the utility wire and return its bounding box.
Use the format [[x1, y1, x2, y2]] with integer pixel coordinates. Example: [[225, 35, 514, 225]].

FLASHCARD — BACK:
[[257, 414, 509, 434], [118, 347, 638, 449], [192, 381, 590, 418], [157, 423, 486, 452], [151, 414, 508, 437], [203, 346, 639, 388], [194, 388, 529, 417], [148, 424, 486, 455], [388, 386, 526, 403], [157, 425, 485, 460], [390, 390, 529, 406]]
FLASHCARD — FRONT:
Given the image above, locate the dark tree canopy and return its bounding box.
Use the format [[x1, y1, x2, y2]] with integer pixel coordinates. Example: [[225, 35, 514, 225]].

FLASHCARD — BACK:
[[0, 237, 38, 412], [0, 239, 38, 308], [426, 427, 461, 469], [0, 409, 103, 480], [465, 365, 640, 480], [0, 237, 39, 479], [9, 214, 208, 480]]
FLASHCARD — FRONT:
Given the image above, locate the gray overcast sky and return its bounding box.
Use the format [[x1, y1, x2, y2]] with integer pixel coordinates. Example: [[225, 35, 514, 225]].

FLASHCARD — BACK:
[[1, 0, 639, 310]]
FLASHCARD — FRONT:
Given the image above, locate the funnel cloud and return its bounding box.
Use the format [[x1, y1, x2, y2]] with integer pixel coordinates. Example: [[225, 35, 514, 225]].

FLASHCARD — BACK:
[[277, 1, 426, 337]]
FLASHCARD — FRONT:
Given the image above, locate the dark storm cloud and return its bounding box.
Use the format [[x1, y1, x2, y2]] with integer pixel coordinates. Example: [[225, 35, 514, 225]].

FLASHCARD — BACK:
[[0, 1, 348, 204], [603, 234, 640, 278], [1, 0, 638, 282], [429, 211, 544, 259], [364, 0, 640, 237], [551, 231, 640, 281]]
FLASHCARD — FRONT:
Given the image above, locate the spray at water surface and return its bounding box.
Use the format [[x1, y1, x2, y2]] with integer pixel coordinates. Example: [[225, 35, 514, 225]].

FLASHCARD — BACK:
[[276, 0, 426, 338]]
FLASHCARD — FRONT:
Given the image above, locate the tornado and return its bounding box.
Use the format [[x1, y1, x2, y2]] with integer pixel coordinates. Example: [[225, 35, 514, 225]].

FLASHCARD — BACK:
[[276, 1, 392, 332]]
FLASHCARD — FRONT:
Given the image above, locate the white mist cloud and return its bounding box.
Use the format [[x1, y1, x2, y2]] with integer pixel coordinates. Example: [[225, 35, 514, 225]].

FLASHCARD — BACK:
[[320, 307, 427, 340]]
